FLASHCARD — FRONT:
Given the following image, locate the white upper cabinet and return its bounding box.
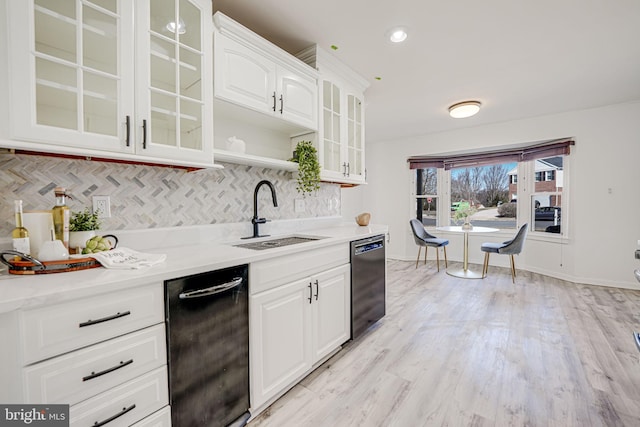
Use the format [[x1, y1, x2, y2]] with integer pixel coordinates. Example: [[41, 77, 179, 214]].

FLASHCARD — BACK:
[[6, 0, 216, 168], [298, 46, 369, 184], [213, 12, 318, 132]]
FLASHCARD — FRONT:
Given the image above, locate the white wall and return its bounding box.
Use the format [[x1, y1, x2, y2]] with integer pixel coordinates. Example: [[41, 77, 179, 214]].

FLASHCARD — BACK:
[[357, 102, 640, 288]]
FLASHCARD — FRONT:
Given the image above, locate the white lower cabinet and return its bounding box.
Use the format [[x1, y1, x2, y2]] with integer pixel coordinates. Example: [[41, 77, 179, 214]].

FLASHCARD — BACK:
[[70, 366, 168, 427], [250, 248, 350, 411], [9, 282, 170, 426]]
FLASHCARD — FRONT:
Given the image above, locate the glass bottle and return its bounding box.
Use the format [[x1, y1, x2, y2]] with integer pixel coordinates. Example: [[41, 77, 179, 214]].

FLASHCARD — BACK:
[[12, 200, 31, 255], [52, 187, 71, 249]]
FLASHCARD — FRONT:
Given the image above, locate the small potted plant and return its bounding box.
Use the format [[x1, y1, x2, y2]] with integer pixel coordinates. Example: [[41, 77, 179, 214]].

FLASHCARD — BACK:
[[68, 207, 101, 251], [291, 140, 321, 195]]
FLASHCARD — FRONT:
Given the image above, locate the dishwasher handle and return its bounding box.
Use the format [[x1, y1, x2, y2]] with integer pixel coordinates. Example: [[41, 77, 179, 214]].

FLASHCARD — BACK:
[[353, 237, 384, 256], [179, 277, 243, 299]]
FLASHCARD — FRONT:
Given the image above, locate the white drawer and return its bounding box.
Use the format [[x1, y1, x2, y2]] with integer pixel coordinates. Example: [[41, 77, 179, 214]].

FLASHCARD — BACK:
[[21, 282, 164, 364], [23, 324, 166, 405], [131, 406, 172, 427], [70, 366, 169, 427], [251, 244, 349, 294]]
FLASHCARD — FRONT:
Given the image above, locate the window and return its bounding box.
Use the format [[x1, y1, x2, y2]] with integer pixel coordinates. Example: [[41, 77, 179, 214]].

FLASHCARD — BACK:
[[415, 167, 438, 226], [450, 162, 516, 230], [531, 156, 564, 234], [407, 138, 573, 237]]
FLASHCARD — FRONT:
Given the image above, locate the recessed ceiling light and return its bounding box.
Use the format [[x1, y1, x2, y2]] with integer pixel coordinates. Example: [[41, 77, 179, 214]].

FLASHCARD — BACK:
[[388, 27, 408, 43], [448, 101, 481, 118], [166, 18, 186, 34]]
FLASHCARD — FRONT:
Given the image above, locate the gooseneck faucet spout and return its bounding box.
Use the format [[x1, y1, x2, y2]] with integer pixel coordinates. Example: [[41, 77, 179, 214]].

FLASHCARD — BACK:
[[245, 180, 278, 239]]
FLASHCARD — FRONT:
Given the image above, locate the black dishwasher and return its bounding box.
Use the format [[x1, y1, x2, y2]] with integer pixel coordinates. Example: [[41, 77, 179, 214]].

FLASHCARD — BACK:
[[351, 235, 386, 339], [165, 264, 250, 427]]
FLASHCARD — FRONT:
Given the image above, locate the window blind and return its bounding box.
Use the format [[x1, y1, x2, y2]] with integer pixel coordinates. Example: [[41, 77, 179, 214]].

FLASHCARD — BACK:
[[407, 138, 574, 170]]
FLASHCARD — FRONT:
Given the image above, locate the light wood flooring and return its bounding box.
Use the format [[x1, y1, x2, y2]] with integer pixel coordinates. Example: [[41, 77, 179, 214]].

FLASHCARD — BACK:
[[248, 260, 640, 427]]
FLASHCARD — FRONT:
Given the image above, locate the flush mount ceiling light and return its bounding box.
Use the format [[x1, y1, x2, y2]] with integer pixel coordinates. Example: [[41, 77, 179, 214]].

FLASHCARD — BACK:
[[388, 27, 408, 43], [448, 101, 481, 118]]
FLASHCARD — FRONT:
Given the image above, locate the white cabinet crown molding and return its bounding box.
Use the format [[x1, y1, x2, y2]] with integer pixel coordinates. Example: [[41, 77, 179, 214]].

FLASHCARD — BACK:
[[297, 45, 370, 94], [213, 12, 318, 81]]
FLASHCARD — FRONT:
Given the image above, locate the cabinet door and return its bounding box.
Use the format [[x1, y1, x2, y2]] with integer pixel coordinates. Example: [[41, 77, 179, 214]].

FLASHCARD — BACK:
[[250, 278, 313, 408], [214, 33, 277, 114], [277, 66, 317, 130], [311, 264, 351, 362], [8, 0, 135, 152], [319, 79, 345, 181], [345, 93, 366, 181], [134, 0, 213, 163]]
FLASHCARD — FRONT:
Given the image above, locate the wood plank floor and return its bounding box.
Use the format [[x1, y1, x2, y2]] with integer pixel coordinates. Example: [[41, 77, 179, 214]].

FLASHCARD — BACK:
[[248, 260, 640, 427]]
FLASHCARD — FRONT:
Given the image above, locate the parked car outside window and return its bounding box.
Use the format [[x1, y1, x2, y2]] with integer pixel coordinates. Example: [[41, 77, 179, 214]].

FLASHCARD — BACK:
[[534, 206, 561, 221]]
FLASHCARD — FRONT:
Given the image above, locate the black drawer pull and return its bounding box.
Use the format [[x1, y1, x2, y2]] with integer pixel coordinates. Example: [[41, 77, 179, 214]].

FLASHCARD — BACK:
[[93, 404, 136, 427], [83, 359, 133, 382], [79, 311, 131, 328]]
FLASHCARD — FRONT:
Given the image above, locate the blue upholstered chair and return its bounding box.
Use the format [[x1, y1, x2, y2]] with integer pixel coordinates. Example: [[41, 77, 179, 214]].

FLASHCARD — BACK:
[[481, 223, 528, 283], [409, 219, 449, 271]]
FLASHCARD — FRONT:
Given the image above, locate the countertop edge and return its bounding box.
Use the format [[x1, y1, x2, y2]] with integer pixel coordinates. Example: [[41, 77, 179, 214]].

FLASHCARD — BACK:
[[0, 224, 388, 313]]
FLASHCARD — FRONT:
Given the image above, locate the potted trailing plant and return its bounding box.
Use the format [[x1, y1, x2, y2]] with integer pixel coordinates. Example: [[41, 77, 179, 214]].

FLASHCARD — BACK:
[[291, 140, 321, 195], [68, 207, 101, 251]]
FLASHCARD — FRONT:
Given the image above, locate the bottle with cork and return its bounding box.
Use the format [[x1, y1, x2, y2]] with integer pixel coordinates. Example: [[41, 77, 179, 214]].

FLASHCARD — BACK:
[[12, 199, 31, 255], [52, 187, 71, 249]]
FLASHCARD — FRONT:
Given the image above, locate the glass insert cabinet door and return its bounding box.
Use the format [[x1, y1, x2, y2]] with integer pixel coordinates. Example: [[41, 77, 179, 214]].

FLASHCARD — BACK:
[[137, 0, 208, 158], [9, 0, 135, 152], [322, 80, 342, 175], [346, 93, 364, 179]]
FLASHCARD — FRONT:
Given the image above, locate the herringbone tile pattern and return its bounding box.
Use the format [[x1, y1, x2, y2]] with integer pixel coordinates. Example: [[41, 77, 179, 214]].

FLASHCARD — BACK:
[[0, 153, 340, 234]]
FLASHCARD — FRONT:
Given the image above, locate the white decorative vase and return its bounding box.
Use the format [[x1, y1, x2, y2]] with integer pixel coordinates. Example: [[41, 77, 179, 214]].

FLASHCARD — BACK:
[[69, 230, 96, 252]]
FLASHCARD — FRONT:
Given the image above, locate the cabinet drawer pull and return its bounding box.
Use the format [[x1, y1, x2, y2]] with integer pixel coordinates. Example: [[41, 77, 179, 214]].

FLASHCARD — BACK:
[[314, 279, 319, 300], [125, 115, 131, 147], [272, 92, 276, 112], [279, 94, 283, 114], [92, 404, 136, 427], [83, 359, 133, 382], [142, 119, 147, 149], [79, 311, 131, 328]]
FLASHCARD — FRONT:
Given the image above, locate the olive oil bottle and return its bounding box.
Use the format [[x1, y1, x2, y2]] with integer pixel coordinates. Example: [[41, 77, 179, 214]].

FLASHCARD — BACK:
[[12, 200, 31, 255], [52, 187, 70, 249]]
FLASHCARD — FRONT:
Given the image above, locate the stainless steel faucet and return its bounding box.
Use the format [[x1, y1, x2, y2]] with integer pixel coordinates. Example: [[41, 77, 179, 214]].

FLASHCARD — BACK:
[[244, 180, 278, 239]]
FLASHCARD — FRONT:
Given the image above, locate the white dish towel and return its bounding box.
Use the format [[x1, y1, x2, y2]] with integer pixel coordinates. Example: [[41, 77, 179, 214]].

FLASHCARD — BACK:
[[88, 247, 166, 269]]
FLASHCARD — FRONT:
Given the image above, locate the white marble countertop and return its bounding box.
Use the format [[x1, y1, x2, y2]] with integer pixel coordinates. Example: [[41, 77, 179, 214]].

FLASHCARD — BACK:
[[0, 220, 388, 314]]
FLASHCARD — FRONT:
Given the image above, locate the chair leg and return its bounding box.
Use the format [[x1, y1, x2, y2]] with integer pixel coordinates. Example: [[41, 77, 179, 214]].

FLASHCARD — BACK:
[[482, 252, 490, 278], [435, 247, 440, 272], [424, 246, 428, 265], [443, 246, 448, 268], [510, 255, 516, 283], [415, 247, 421, 269]]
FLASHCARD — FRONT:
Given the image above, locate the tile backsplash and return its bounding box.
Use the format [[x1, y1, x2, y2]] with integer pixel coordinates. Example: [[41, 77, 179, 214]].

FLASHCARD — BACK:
[[0, 153, 340, 237]]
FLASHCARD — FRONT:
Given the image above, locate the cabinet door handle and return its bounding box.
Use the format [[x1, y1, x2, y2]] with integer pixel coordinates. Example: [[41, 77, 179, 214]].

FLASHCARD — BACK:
[[82, 359, 133, 382], [125, 115, 131, 147], [79, 311, 131, 328], [272, 92, 277, 111], [342, 162, 347, 176], [346, 162, 350, 177], [308, 283, 313, 304], [279, 94, 283, 114], [142, 119, 147, 149], [314, 279, 319, 300], [179, 278, 243, 299], [92, 404, 136, 427]]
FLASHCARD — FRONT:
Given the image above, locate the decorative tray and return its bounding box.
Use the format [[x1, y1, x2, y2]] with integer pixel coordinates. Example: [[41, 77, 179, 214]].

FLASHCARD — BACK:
[[1, 250, 101, 275]]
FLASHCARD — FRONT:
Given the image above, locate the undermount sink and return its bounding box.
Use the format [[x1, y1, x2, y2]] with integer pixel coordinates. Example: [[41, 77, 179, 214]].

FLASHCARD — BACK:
[[233, 235, 325, 251]]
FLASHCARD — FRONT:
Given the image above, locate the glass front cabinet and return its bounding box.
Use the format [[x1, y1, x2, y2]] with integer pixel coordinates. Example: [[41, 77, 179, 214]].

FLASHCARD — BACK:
[[298, 46, 369, 185], [7, 0, 214, 167]]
